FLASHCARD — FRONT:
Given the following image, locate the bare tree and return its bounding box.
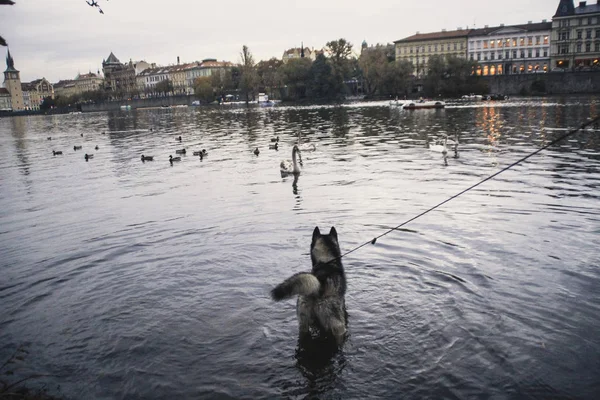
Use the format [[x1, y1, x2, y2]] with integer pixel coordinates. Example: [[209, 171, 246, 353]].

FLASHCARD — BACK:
[[239, 45, 258, 103]]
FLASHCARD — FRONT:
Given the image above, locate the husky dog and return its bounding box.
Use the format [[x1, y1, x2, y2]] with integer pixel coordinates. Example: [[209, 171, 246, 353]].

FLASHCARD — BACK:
[[271, 226, 347, 345]]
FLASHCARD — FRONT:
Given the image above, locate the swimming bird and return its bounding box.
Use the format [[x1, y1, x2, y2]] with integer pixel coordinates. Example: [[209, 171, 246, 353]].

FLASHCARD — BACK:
[[175, 148, 186, 154], [269, 142, 278, 150], [47, 137, 52, 140], [95, 145, 99, 150], [297, 132, 316, 152], [429, 136, 448, 156], [74, 145, 82, 151], [102, 131, 106, 134], [280, 145, 302, 176], [141, 155, 154, 162], [193, 150, 202, 156], [271, 136, 279, 143], [177, 136, 182, 141], [201, 149, 208, 156], [169, 155, 181, 164], [84, 153, 94, 161], [81, 133, 83, 137], [53, 150, 63, 156], [451, 134, 459, 159], [254, 147, 260, 156]]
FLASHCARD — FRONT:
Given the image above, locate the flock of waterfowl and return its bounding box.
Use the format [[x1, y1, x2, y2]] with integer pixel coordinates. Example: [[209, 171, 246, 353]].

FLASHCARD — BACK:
[[47, 130, 315, 176]]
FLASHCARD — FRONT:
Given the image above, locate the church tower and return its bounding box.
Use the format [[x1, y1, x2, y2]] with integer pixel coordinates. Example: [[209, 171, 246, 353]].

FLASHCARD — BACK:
[[4, 49, 24, 111]]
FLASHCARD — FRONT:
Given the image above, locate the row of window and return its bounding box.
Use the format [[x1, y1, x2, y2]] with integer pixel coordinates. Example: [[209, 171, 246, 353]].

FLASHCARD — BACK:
[[145, 75, 168, 83], [559, 42, 600, 54], [475, 63, 548, 76], [470, 48, 550, 61], [471, 36, 550, 49], [558, 16, 598, 27], [558, 29, 600, 40], [400, 42, 465, 54]]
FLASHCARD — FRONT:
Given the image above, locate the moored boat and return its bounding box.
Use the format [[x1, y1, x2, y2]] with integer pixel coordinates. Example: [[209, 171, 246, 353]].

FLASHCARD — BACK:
[[403, 100, 445, 110]]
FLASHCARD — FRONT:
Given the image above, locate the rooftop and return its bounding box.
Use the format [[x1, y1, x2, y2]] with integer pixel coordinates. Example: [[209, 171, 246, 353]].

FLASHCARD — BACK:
[[394, 29, 472, 43], [468, 21, 552, 37]]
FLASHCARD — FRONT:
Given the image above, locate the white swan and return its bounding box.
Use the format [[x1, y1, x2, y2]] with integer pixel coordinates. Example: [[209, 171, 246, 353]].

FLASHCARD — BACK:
[[429, 136, 448, 155], [297, 132, 317, 152], [280, 145, 302, 176]]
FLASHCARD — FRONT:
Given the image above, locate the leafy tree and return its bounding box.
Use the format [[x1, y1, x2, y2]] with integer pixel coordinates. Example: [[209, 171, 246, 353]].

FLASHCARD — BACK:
[[325, 38, 354, 94], [382, 60, 414, 97], [278, 58, 312, 100], [194, 76, 214, 103], [359, 46, 390, 96], [39, 96, 55, 110], [308, 53, 336, 99], [257, 58, 283, 98], [424, 55, 484, 97], [155, 79, 174, 95], [239, 45, 258, 102]]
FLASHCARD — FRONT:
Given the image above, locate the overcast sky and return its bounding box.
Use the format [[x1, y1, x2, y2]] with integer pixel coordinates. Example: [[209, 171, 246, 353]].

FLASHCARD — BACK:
[[1, 0, 556, 83]]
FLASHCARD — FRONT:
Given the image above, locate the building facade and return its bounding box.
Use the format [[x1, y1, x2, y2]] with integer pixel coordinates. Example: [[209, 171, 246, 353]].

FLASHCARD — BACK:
[[3, 49, 24, 111], [551, 0, 600, 70], [394, 29, 470, 77], [102, 52, 137, 95], [75, 72, 104, 93], [21, 78, 54, 110], [0, 88, 11, 110], [282, 46, 317, 63], [185, 59, 232, 89], [468, 22, 552, 75]]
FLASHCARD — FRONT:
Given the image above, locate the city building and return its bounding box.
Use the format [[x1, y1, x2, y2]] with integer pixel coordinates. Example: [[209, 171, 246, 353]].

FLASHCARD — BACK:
[[137, 65, 173, 94], [74, 72, 104, 93], [282, 45, 317, 63], [21, 78, 54, 110], [468, 21, 552, 75], [168, 61, 198, 94], [551, 0, 600, 70], [102, 52, 137, 95], [53, 79, 78, 98], [3, 49, 24, 111], [0, 88, 11, 110], [185, 59, 232, 89], [394, 29, 470, 77]]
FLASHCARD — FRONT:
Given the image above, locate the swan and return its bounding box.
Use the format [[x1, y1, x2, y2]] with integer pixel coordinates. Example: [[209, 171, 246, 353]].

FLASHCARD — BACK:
[[429, 136, 448, 155], [280, 145, 302, 176], [297, 132, 316, 152], [141, 155, 154, 161]]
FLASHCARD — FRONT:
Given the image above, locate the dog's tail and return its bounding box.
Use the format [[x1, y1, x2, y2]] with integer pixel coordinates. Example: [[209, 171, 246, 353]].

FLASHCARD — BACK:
[[271, 272, 320, 301]]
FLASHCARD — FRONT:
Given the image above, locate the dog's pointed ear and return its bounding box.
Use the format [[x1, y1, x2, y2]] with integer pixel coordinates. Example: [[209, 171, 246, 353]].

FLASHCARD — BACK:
[[312, 226, 321, 242], [329, 227, 338, 241]]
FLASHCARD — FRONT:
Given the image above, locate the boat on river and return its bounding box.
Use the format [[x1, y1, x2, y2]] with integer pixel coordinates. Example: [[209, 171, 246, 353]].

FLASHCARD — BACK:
[[403, 100, 445, 110]]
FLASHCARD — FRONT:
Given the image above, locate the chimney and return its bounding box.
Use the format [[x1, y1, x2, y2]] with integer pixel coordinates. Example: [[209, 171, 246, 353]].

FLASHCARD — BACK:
[[579, 1, 586, 7], [416, 31, 420, 34], [542, 19, 547, 22], [442, 28, 447, 32], [500, 23, 505, 27], [457, 27, 462, 30], [484, 24, 489, 28], [177, 56, 180, 65], [528, 21, 532, 24]]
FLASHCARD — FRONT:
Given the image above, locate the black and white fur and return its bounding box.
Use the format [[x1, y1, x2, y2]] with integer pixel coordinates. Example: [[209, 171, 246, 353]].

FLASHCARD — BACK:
[[271, 226, 347, 345]]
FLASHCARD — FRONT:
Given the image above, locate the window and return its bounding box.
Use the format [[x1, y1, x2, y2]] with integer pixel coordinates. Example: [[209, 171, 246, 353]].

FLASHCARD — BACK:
[[461, 43, 464, 50], [498, 52, 503, 59], [536, 49, 540, 57], [484, 52, 488, 61], [513, 38, 517, 46], [520, 37, 525, 46], [544, 36, 549, 44], [528, 37, 533, 45], [470, 54, 474, 61], [576, 43, 582, 52], [585, 42, 591, 52], [577, 30, 583, 39], [497, 39, 502, 47], [477, 53, 481, 61], [434, 45, 438, 52], [428, 45, 431, 52], [513, 50, 518, 58], [578, 18, 583, 26], [586, 29, 592, 39], [535, 36, 541, 45], [528, 49, 533, 58], [505, 50, 510, 59], [520, 50, 525, 58], [596, 29, 600, 38], [588, 17, 593, 25], [490, 40, 495, 48], [483, 41, 488, 49], [491, 53, 495, 60], [454, 43, 457, 50], [596, 42, 600, 52]]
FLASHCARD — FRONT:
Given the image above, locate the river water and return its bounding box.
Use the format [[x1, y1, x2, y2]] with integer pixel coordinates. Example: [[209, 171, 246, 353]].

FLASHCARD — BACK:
[[1, 97, 599, 399]]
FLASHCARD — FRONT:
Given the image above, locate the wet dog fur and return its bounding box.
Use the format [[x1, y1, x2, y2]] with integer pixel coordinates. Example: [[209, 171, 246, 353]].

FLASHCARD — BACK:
[[271, 226, 347, 346]]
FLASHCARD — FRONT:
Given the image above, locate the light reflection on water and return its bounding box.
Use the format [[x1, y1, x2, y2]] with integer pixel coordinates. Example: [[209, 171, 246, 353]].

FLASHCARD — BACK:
[[0, 96, 599, 399]]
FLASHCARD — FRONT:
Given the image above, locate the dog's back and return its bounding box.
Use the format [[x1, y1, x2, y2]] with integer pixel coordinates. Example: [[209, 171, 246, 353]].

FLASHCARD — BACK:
[[271, 226, 347, 345]]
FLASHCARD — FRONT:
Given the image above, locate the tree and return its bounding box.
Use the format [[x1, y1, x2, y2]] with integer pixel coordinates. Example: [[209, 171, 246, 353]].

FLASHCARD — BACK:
[[382, 60, 414, 97], [155, 79, 174, 95], [239, 45, 258, 102], [194, 76, 214, 103], [256, 58, 283, 99], [308, 53, 336, 99], [278, 58, 312, 100], [358, 46, 390, 96], [325, 38, 355, 95]]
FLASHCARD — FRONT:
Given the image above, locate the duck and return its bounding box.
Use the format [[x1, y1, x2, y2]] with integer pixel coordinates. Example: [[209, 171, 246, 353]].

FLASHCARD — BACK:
[[141, 155, 154, 162], [192, 150, 203, 156], [102, 131, 106, 134], [74, 145, 82, 151], [429, 136, 448, 156], [95, 145, 99, 150], [280, 145, 302, 176], [254, 147, 260, 156], [47, 137, 52, 140], [201, 149, 208, 156], [52, 150, 63, 156], [270, 136, 279, 143], [269, 142, 278, 150], [175, 148, 186, 155], [451, 134, 459, 159], [169, 155, 181, 163], [84, 153, 94, 161], [80, 133, 84, 137], [177, 135, 182, 141]]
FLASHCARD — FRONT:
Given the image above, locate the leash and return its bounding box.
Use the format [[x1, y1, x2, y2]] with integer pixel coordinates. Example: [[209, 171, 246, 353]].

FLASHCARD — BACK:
[[322, 114, 600, 266]]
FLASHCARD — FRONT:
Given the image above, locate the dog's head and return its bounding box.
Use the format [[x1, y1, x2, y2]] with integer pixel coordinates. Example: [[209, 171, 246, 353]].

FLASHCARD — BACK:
[[310, 226, 341, 267]]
